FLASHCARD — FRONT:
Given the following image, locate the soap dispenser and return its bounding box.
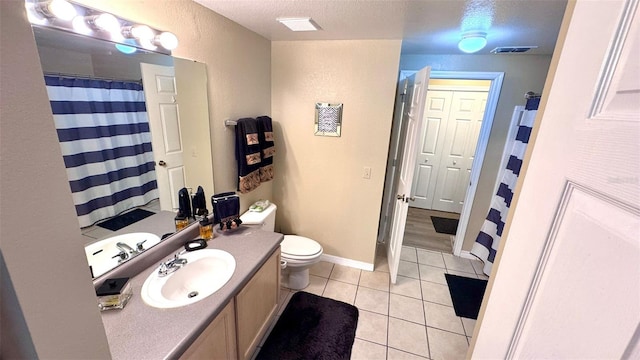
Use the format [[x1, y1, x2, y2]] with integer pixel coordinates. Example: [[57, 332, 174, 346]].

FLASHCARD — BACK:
[[174, 211, 188, 231], [199, 216, 213, 240]]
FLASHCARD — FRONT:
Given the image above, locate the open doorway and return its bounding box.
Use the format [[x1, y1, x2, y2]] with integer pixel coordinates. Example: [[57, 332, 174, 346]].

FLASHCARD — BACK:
[[407, 77, 491, 253], [379, 70, 504, 258]]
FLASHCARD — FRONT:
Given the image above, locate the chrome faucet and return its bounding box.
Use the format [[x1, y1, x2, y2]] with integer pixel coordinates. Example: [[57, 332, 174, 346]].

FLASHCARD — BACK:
[[113, 241, 148, 263], [158, 251, 188, 277], [116, 242, 137, 255]]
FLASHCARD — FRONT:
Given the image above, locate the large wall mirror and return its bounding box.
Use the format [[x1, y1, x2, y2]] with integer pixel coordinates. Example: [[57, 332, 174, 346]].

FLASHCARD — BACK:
[[32, 25, 215, 278]]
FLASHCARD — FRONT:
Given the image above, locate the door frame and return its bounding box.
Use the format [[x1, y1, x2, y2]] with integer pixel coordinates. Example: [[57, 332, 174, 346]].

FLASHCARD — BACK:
[[383, 70, 504, 257], [434, 72, 504, 257]]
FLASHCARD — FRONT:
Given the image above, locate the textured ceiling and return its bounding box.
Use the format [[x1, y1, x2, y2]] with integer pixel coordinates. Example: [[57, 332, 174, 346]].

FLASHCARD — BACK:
[[194, 0, 568, 55]]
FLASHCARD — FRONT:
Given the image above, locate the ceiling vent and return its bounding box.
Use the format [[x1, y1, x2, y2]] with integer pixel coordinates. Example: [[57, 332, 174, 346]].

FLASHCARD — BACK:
[[490, 46, 538, 54]]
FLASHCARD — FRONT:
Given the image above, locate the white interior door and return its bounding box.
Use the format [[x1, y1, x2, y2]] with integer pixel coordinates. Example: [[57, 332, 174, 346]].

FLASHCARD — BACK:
[[387, 66, 431, 283], [378, 78, 409, 243], [410, 90, 452, 209], [140, 63, 185, 211], [432, 91, 487, 213], [472, 1, 640, 358]]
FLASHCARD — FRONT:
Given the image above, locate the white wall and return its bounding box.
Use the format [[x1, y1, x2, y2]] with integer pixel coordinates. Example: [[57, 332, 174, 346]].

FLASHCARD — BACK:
[[272, 40, 401, 264], [400, 54, 552, 250]]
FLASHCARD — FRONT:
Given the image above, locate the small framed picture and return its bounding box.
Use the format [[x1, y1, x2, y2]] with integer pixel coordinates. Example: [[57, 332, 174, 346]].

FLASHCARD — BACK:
[[315, 103, 342, 137]]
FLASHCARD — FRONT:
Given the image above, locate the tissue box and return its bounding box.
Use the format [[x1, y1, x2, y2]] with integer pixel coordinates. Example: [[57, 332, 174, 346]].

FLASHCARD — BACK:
[[96, 277, 132, 311]]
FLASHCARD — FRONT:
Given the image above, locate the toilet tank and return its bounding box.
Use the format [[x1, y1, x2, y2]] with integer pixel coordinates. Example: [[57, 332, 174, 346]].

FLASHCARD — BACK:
[[239, 203, 277, 231]]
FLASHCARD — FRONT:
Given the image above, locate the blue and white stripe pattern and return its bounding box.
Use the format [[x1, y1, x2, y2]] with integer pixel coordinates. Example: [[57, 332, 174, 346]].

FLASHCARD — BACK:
[[45, 76, 158, 228], [471, 98, 539, 276]]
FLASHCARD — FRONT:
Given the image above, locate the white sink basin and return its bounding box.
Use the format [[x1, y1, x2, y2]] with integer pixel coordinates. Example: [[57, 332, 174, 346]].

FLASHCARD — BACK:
[[141, 249, 236, 308], [85, 232, 161, 278]]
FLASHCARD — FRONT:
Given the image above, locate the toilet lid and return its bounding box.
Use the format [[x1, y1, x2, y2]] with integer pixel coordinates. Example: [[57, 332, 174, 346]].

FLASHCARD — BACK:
[[281, 235, 322, 257]]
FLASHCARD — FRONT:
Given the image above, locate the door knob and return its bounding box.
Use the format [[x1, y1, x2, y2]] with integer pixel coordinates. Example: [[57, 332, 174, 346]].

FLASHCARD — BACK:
[[158, 160, 167, 167], [424, 159, 428, 163], [408, 196, 416, 202], [396, 194, 405, 201], [453, 161, 457, 165]]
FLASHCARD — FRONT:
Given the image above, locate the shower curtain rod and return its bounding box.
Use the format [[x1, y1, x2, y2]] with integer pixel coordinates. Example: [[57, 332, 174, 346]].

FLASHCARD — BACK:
[[43, 72, 142, 84]]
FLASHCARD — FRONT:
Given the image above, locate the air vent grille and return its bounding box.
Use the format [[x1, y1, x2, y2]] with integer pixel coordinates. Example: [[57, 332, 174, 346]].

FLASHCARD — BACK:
[[490, 46, 538, 54]]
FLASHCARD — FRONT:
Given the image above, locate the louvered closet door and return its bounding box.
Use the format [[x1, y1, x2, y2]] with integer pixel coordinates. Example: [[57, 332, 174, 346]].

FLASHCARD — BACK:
[[431, 91, 487, 213]]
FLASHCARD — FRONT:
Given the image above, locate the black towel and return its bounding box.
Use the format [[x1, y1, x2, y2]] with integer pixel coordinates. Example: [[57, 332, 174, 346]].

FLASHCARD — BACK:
[[235, 118, 262, 193], [257, 115, 275, 183], [211, 192, 242, 231]]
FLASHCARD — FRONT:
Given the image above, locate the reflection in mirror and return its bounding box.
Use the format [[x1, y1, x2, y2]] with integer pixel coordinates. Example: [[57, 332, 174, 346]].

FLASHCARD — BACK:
[[32, 26, 215, 278]]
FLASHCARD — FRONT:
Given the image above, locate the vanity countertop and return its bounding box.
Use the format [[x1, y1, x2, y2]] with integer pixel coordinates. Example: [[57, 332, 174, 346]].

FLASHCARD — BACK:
[[100, 228, 283, 360]]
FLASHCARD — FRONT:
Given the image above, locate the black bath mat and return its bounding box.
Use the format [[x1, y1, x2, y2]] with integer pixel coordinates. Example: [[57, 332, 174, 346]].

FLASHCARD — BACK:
[[96, 209, 154, 231], [445, 274, 487, 319], [256, 291, 359, 360], [431, 216, 459, 235]]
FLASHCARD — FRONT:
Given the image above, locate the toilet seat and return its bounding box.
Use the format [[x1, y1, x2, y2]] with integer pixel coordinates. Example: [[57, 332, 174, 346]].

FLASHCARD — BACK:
[[281, 235, 322, 260]]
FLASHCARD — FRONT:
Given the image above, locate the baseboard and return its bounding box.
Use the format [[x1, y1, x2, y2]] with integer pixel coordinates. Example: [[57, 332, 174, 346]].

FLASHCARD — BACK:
[[320, 253, 374, 271], [459, 250, 478, 260]]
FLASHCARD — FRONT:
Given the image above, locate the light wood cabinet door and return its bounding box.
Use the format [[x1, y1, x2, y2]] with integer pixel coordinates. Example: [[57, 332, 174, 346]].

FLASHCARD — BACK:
[[235, 249, 280, 360], [180, 300, 237, 360]]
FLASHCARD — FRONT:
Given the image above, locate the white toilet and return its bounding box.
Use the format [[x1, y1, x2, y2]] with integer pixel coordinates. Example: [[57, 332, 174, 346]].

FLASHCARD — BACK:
[[240, 203, 323, 290]]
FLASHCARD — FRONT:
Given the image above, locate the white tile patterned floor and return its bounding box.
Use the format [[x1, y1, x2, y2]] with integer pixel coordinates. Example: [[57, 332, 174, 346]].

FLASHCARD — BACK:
[[253, 245, 488, 360]]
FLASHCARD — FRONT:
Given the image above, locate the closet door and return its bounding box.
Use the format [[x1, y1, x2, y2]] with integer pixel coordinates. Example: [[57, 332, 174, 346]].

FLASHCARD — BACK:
[[410, 90, 453, 209], [431, 91, 487, 213]]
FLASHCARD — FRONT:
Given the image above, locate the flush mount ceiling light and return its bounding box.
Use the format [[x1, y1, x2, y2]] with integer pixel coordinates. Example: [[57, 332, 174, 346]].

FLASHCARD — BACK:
[[458, 31, 487, 53], [277, 17, 321, 32]]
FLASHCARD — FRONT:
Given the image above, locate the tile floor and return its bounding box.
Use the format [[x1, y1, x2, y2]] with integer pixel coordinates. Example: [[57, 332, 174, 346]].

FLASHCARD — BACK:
[[254, 245, 488, 360]]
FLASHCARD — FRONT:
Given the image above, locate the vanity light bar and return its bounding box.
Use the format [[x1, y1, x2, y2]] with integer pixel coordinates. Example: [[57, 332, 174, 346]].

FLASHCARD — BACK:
[[25, 0, 178, 55]]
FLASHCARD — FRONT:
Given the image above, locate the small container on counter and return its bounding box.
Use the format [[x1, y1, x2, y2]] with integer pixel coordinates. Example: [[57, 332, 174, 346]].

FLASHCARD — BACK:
[[174, 212, 189, 231], [199, 216, 214, 240], [96, 277, 133, 311]]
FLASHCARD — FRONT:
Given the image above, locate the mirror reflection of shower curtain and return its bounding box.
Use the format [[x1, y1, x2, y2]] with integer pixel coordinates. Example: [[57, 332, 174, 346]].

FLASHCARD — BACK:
[[471, 97, 540, 276], [44, 76, 158, 228]]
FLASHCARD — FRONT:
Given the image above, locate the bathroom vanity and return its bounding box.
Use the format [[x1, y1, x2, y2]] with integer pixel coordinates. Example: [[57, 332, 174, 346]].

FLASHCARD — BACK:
[[98, 227, 283, 359]]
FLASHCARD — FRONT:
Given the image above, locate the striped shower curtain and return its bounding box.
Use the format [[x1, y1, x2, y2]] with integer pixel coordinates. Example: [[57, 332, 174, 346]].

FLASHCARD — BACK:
[[471, 97, 540, 276], [45, 76, 158, 228]]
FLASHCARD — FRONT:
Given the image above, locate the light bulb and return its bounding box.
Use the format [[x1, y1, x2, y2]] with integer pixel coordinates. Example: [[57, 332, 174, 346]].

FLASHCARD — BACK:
[[34, 0, 76, 21], [157, 32, 178, 50], [47, 0, 76, 21], [123, 25, 155, 41], [93, 13, 120, 33]]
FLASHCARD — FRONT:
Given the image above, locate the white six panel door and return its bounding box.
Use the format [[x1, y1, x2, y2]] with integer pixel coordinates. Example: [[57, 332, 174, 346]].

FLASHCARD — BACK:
[[410, 90, 453, 209], [472, 0, 640, 358], [432, 91, 487, 213], [387, 66, 431, 284], [140, 63, 186, 212]]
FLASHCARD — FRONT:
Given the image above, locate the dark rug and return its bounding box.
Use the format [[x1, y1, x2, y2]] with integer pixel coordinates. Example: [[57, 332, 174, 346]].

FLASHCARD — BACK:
[[431, 216, 459, 235], [445, 274, 488, 319], [96, 209, 154, 231], [257, 291, 359, 360]]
